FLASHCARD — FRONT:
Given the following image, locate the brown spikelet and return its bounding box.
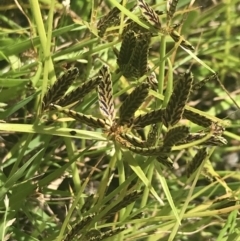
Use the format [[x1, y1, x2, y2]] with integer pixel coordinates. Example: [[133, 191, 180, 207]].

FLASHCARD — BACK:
[[85, 229, 101, 240], [167, 0, 179, 20], [192, 73, 217, 91], [210, 122, 225, 135], [63, 215, 94, 241], [97, 7, 120, 37], [104, 190, 143, 220], [99, 227, 126, 240], [118, 31, 150, 79], [130, 212, 144, 220], [183, 109, 212, 128], [129, 33, 151, 78], [146, 69, 158, 90], [186, 148, 207, 177], [170, 29, 195, 51], [122, 18, 149, 38], [115, 134, 133, 148], [157, 155, 173, 169], [98, 65, 115, 124], [127, 144, 167, 156], [204, 135, 228, 146], [119, 83, 150, 125], [138, 0, 161, 29], [57, 76, 102, 107], [163, 125, 190, 148], [177, 132, 207, 145], [163, 72, 193, 127], [146, 124, 158, 146], [82, 194, 94, 213], [50, 104, 106, 128], [118, 30, 137, 74], [177, 132, 227, 146], [120, 133, 146, 147], [42, 67, 79, 110], [132, 108, 164, 128]]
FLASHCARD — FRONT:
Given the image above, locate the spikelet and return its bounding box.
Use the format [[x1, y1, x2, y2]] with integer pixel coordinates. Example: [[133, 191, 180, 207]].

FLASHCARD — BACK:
[[121, 17, 149, 38], [119, 32, 150, 79], [85, 229, 101, 240], [130, 212, 144, 220], [115, 134, 133, 148], [183, 109, 212, 128], [57, 76, 102, 107], [204, 135, 228, 146], [129, 33, 151, 78], [177, 132, 227, 146], [163, 72, 193, 127], [97, 7, 120, 37], [146, 69, 158, 90], [63, 214, 94, 241], [186, 148, 207, 177], [82, 194, 95, 213], [132, 108, 164, 128], [138, 0, 161, 29], [42, 67, 79, 110], [166, 0, 179, 20], [120, 133, 146, 147], [127, 144, 167, 156], [119, 82, 150, 125], [210, 122, 225, 135], [118, 30, 137, 75], [50, 104, 106, 128], [146, 124, 158, 146], [98, 65, 115, 124], [163, 125, 190, 148], [177, 132, 206, 145], [104, 190, 143, 220], [98, 227, 126, 240], [157, 155, 173, 169], [169, 29, 195, 51], [192, 73, 217, 91]]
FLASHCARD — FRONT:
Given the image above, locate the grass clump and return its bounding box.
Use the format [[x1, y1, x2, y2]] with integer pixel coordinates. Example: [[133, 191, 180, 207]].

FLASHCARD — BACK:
[[0, 1, 240, 241]]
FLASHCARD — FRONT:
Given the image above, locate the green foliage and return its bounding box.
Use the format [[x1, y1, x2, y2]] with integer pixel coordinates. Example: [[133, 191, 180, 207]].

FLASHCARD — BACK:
[[0, 1, 240, 241]]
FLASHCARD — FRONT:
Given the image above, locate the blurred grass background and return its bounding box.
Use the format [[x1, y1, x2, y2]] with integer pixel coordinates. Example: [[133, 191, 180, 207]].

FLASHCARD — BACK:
[[0, 0, 240, 241]]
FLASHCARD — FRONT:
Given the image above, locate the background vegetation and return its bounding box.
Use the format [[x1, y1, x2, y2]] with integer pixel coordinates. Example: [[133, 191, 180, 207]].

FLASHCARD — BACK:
[[0, 0, 240, 240]]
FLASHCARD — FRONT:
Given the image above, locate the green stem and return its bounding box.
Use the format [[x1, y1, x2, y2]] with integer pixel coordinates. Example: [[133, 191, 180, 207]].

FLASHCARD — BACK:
[[168, 147, 215, 241], [158, 35, 166, 98], [29, 0, 55, 115]]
